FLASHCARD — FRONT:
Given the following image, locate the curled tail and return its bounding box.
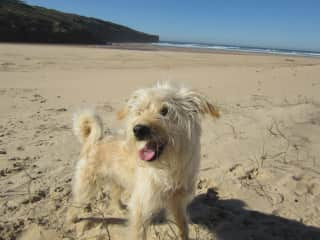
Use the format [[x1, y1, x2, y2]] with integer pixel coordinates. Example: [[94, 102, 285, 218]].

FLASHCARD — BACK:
[[73, 110, 103, 144]]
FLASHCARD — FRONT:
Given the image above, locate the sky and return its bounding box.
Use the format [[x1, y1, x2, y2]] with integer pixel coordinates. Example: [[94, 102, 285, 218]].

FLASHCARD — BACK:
[[25, 0, 320, 51]]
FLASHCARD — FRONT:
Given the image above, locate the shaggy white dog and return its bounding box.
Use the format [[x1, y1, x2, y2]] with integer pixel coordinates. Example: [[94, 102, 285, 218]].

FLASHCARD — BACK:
[[69, 83, 219, 240]]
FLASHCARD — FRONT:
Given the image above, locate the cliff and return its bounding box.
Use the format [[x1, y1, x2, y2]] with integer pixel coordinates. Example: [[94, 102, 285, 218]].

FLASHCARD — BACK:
[[0, 0, 159, 44]]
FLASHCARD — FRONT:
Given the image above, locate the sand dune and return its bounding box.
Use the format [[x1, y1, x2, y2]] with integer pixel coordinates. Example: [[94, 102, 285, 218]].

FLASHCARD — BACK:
[[0, 43, 319, 239]]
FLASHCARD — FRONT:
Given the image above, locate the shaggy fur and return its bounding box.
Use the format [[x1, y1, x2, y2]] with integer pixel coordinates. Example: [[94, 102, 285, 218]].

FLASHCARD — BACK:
[[68, 83, 219, 239]]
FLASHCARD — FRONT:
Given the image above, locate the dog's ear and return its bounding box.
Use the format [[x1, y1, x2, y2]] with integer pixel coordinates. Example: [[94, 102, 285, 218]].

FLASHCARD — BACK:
[[179, 89, 219, 119], [117, 106, 128, 120]]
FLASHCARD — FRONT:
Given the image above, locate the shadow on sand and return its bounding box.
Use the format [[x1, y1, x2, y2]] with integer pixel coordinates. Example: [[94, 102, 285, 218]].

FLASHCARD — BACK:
[[75, 188, 319, 239], [187, 188, 320, 240]]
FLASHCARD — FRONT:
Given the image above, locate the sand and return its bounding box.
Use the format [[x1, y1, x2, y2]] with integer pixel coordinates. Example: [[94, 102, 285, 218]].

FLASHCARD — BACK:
[[0, 43, 320, 240]]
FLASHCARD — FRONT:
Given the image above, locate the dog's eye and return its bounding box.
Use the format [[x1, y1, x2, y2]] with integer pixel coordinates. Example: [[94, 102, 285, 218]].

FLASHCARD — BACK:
[[160, 106, 169, 116]]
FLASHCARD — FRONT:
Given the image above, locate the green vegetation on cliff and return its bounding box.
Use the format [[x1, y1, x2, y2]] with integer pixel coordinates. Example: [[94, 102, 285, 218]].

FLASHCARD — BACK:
[[0, 0, 159, 44]]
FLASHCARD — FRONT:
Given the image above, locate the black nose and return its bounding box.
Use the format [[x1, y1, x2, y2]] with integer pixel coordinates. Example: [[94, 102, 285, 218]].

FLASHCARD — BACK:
[[133, 124, 151, 140]]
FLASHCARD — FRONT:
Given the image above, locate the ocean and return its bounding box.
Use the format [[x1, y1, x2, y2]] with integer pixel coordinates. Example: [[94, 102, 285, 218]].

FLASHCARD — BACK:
[[151, 41, 320, 58]]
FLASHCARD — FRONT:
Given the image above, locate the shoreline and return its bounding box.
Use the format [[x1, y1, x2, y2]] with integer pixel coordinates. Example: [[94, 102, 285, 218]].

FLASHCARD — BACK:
[[0, 42, 318, 59], [106, 43, 320, 59]]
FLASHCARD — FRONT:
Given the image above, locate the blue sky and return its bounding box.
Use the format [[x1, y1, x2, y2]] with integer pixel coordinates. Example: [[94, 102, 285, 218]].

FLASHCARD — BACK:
[[25, 0, 320, 51]]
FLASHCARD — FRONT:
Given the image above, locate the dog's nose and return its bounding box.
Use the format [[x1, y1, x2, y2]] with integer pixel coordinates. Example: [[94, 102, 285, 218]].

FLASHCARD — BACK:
[[133, 124, 151, 140]]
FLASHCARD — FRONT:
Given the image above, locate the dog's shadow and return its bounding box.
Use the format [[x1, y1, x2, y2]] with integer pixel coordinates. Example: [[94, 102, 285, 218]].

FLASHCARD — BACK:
[[75, 188, 320, 239], [187, 188, 320, 240]]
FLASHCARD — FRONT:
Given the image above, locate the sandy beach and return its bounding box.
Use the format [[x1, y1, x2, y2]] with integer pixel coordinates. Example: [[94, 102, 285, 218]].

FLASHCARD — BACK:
[[0, 43, 320, 239]]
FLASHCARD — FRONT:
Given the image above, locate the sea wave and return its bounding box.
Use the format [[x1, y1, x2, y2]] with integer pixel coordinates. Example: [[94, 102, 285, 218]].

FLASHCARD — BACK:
[[151, 42, 320, 58]]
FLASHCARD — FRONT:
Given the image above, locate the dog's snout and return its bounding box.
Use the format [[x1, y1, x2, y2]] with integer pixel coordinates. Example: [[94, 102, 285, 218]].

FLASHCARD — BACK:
[[133, 124, 151, 140]]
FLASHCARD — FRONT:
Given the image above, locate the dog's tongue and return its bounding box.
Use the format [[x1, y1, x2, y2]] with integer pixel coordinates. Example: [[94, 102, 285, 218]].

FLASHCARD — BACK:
[[139, 144, 156, 161]]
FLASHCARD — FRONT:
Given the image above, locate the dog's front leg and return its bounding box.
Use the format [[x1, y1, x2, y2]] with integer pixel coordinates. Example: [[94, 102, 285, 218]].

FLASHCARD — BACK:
[[129, 203, 149, 240], [168, 190, 189, 240], [128, 181, 161, 240]]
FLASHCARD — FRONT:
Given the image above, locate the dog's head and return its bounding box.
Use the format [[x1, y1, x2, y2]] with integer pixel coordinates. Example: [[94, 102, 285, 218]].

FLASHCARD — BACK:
[[117, 83, 219, 163]]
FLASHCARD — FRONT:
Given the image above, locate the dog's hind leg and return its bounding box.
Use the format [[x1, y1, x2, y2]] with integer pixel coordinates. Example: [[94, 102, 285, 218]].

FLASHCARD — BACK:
[[66, 158, 99, 235]]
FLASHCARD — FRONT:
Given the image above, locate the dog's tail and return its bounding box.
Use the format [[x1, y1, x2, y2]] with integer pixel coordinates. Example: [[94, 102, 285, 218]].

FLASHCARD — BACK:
[[73, 110, 103, 145]]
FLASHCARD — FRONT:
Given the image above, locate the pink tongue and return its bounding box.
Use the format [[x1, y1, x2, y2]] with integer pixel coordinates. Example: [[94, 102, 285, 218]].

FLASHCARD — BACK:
[[139, 146, 156, 161]]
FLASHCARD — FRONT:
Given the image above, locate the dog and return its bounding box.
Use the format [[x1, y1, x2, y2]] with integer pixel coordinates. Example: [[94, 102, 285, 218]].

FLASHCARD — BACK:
[[68, 83, 219, 239]]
